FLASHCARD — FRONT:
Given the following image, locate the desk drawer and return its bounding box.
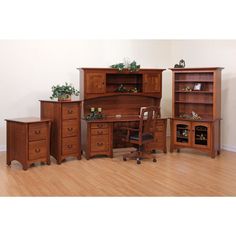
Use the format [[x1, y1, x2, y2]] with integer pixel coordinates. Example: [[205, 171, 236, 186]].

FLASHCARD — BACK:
[[91, 135, 109, 152], [62, 137, 79, 155], [91, 128, 109, 136], [62, 120, 79, 137], [62, 104, 79, 120], [29, 123, 47, 141], [91, 123, 108, 129], [156, 125, 164, 132], [29, 140, 47, 160]]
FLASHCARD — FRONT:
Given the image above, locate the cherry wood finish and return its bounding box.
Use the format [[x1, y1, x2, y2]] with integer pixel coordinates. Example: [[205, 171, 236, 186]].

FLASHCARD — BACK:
[[169, 67, 223, 158], [82, 116, 167, 159], [5, 117, 51, 170], [79, 68, 164, 100], [40, 100, 81, 164], [79, 68, 166, 159]]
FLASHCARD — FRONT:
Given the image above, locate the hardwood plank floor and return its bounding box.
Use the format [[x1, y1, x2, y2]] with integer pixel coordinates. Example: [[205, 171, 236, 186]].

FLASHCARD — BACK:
[[1, 148, 236, 196]]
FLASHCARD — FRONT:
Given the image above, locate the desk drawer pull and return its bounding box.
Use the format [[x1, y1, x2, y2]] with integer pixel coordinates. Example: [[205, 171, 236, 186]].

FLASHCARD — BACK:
[[67, 127, 73, 132], [35, 148, 41, 153], [96, 142, 104, 146], [34, 130, 41, 135], [67, 144, 73, 149], [97, 131, 103, 135], [67, 110, 73, 114]]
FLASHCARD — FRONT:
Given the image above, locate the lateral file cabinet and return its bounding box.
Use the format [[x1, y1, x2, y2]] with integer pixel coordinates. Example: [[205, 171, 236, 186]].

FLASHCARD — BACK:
[[40, 100, 81, 164], [5, 117, 51, 170]]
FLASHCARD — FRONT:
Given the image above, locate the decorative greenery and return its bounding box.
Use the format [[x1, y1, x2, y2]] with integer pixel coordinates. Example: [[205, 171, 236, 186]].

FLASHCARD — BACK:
[[115, 84, 128, 93], [179, 111, 201, 120], [50, 82, 79, 100], [111, 63, 125, 71], [128, 61, 140, 72], [182, 86, 192, 92], [114, 84, 139, 93], [111, 59, 140, 72], [85, 108, 104, 121]]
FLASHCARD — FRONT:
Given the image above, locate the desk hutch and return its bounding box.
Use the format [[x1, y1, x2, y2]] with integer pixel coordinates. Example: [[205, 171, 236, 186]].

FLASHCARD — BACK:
[[79, 68, 167, 159], [169, 67, 223, 158]]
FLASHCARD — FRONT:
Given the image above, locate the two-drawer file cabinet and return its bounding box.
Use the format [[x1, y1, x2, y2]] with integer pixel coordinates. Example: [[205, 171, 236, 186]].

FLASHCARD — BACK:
[[40, 100, 81, 164], [5, 117, 51, 170]]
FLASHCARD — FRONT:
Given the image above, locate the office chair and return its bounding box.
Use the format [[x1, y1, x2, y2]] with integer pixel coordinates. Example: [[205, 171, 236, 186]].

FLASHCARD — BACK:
[[122, 106, 159, 164]]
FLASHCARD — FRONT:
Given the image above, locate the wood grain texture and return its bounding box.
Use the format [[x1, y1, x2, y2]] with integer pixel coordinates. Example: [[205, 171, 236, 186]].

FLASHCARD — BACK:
[[1, 145, 236, 196]]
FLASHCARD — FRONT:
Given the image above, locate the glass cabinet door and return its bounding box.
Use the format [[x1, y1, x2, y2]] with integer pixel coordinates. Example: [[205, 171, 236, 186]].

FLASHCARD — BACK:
[[174, 121, 191, 146], [192, 123, 211, 149]]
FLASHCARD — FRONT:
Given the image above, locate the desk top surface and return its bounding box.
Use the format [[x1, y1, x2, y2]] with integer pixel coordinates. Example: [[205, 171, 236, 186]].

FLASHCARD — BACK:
[[83, 115, 167, 123]]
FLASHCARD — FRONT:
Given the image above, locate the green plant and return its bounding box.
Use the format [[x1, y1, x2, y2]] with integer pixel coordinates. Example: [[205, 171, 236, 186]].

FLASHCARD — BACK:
[[50, 82, 79, 100], [110, 59, 140, 72], [110, 63, 125, 71]]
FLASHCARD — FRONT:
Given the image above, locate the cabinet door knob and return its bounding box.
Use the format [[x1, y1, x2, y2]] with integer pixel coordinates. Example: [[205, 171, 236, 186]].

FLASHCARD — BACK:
[[35, 148, 41, 153], [67, 110, 73, 114], [97, 142, 103, 146], [97, 131, 103, 135], [67, 144, 73, 149], [35, 130, 41, 135], [67, 127, 73, 132]]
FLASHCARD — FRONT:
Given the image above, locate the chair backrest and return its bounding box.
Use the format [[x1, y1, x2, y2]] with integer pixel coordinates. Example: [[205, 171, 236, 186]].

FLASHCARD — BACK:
[[138, 106, 160, 143]]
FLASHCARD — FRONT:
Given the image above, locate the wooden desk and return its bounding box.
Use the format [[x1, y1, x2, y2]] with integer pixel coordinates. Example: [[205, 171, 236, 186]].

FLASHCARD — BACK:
[[82, 116, 167, 159]]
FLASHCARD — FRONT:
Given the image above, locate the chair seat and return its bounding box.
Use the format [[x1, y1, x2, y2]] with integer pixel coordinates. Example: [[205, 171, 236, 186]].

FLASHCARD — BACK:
[[129, 131, 154, 141]]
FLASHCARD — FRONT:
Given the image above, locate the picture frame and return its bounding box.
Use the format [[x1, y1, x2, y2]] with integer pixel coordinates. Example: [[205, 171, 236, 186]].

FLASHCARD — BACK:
[[193, 83, 202, 91]]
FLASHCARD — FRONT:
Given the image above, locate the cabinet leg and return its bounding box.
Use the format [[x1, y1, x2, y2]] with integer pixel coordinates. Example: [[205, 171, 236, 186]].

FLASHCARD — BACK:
[[7, 160, 11, 166], [177, 149, 180, 153], [211, 151, 216, 159], [217, 150, 221, 155], [57, 160, 62, 165], [47, 160, 51, 165], [23, 164, 28, 171], [163, 147, 167, 154]]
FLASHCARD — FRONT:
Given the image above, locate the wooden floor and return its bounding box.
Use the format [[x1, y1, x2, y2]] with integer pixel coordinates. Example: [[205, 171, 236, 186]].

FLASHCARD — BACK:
[[1, 148, 236, 196]]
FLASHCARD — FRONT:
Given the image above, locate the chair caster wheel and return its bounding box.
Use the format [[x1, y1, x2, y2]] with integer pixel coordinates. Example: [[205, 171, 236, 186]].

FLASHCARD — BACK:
[[123, 157, 127, 161], [153, 158, 157, 162], [137, 160, 141, 165]]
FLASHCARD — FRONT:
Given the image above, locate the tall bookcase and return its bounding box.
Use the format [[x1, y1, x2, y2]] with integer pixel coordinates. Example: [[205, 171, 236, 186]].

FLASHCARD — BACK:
[[169, 67, 223, 158]]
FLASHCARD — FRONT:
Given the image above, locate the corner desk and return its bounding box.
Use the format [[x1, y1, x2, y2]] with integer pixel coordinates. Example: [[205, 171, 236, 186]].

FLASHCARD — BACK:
[[82, 115, 167, 159]]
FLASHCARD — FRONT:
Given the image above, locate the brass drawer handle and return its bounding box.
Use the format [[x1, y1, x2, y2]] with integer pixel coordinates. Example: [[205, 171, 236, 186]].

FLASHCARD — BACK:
[[67, 110, 73, 114], [35, 148, 41, 153], [67, 127, 73, 132], [35, 130, 41, 135], [96, 142, 103, 146], [97, 131, 103, 135], [67, 144, 73, 149], [97, 124, 103, 128]]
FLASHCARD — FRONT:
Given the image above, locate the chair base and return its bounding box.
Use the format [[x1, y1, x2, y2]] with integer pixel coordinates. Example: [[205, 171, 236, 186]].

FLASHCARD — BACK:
[[123, 150, 157, 164]]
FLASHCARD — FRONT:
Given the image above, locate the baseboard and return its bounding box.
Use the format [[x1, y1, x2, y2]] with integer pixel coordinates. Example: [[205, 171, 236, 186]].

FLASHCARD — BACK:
[[0, 145, 6, 152], [222, 145, 236, 153]]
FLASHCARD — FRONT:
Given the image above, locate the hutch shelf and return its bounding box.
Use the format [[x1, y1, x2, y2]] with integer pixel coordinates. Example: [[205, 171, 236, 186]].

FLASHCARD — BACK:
[[169, 67, 223, 158]]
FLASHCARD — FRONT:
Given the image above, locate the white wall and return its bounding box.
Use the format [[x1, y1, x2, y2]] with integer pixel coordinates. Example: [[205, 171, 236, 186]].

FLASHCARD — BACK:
[[0, 40, 171, 149], [170, 40, 236, 151]]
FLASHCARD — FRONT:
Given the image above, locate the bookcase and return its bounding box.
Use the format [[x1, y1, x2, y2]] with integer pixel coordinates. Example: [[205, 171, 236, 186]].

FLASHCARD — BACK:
[[169, 67, 223, 158]]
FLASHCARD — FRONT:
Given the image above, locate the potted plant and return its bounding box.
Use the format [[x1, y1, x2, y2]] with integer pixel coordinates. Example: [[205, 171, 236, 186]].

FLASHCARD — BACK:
[[50, 82, 79, 101]]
